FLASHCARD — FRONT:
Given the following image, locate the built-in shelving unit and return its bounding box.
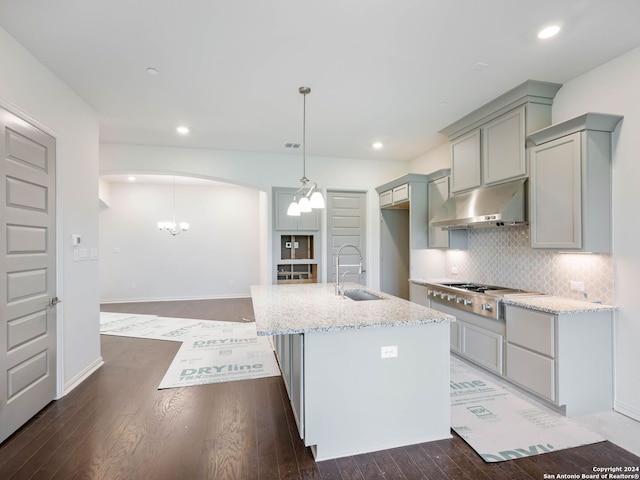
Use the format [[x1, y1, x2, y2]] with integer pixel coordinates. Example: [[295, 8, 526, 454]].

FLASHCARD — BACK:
[[272, 187, 322, 284], [276, 234, 318, 284]]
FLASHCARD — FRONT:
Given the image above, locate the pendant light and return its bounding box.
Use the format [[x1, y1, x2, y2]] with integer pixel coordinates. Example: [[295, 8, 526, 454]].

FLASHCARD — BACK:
[[157, 176, 190, 236], [287, 86, 325, 216]]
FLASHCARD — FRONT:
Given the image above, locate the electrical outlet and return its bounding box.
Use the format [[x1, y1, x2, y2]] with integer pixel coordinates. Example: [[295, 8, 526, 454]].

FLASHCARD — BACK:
[[381, 345, 398, 358], [570, 280, 585, 292], [451, 266, 459, 275]]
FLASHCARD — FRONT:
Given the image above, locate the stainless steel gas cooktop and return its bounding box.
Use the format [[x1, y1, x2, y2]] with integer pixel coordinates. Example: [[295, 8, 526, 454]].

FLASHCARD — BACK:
[[421, 281, 542, 320]]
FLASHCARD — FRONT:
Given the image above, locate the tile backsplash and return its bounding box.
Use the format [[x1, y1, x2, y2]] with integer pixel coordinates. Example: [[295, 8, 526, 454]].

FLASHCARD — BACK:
[[445, 225, 614, 305]]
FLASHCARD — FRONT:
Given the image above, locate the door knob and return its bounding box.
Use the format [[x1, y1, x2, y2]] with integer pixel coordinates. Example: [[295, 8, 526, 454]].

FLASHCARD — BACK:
[[50, 297, 61, 306]]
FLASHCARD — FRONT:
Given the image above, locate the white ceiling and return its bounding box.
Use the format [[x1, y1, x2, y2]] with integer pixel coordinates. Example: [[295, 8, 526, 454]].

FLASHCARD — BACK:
[[2, 1, 640, 162]]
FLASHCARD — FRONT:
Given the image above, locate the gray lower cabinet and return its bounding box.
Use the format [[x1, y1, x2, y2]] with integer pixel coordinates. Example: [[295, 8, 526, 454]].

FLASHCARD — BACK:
[[274, 333, 304, 438], [527, 112, 622, 253], [505, 304, 614, 416], [432, 300, 504, 375], [409, 282, 429, 307]]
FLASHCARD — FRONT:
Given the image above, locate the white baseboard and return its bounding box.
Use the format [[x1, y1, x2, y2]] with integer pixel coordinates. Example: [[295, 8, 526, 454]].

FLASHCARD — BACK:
[[614, 399, 640, 422], [59, 357, 105, 398], [100, 293, 251, 304]]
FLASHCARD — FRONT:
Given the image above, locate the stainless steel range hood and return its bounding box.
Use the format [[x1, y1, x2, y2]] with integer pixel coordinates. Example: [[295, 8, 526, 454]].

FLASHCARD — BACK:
[[430, 178, 527, 230]]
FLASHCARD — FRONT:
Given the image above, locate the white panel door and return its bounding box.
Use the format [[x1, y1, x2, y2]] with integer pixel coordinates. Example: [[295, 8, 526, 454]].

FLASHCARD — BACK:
[[327, 191, 367, 286], [0, 107, 57, 443]]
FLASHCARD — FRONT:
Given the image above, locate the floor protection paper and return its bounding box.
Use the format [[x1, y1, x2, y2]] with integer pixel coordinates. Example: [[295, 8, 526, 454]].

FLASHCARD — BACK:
[[100, 312, 236, 342], [158, 321, 280, 389], [450, 359, 605, 462]]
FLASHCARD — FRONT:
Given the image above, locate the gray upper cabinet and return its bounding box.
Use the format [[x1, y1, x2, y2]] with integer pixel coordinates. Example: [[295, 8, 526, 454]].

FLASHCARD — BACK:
[[442, 80, 562, 194], [482, 106, 526, 185], [528, 113, 623, 253], [274, 188, 320, 231], [450, 130, 481, 193], [427, 175, 468, 249], [378, 182, 410, 208]]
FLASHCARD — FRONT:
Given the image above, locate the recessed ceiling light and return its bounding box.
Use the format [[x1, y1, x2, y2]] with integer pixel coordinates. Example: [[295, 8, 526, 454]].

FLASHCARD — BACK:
[[176, 126, 189, 135], [373, 142, 383, 150], [471, 62, 491, 71], [439, 101, 448, 107], [127, 176, 136, 182], [146, 67, 159, 75], [538, 25, 560, 39]]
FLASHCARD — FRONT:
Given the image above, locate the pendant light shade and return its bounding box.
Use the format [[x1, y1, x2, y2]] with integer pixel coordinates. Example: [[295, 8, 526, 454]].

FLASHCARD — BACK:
[[158, 176, 190, 236], [309, 190, 325, 209], [287, 201, 301, 216], [287, 86, 325, 216]]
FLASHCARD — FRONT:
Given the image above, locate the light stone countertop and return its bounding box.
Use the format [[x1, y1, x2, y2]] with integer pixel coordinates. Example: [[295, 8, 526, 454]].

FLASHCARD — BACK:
[[501, 295, 618, 314], [251, 282, 455, 336]]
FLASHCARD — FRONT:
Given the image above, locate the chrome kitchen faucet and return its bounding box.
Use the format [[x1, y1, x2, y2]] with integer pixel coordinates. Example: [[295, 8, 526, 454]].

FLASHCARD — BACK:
[[335, 243, 364, 296]]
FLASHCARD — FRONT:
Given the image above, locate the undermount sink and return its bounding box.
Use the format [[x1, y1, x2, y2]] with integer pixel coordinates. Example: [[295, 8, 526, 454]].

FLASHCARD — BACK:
[[343, 289, 384, 301]]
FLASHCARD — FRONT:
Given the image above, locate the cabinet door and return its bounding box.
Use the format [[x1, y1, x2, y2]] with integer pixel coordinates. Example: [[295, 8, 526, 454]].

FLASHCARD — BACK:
[[275, 190, 298, 230], [379, 190, 393, 207], [274, 189, 320, 231], [392, 183, 409, 203], [460, 322, 503, 374], [428, 177, 450, 248], [450, 321, 460, 353], [290, 333, 304, 438], [530, 132, 582, 249], [298, 208, 320, 231], [483, 107, 526, 185], [451, 130, 481, 193]]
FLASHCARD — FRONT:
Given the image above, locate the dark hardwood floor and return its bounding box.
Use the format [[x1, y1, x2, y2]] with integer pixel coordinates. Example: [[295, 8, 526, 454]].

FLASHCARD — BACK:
[[0, 298, 637, 479]]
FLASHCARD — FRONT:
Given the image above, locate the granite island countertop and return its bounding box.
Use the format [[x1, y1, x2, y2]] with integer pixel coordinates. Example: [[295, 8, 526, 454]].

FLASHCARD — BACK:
[[501, 295, 618, 314], [251, 282, 454, 336]]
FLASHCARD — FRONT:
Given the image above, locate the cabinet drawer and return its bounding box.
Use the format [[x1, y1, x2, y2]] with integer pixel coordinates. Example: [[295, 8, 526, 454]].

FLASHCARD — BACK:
[[461, 322, 503, 374], [506, 306, 555, 356], [392, 183, 409, 203], [379, 190, 393, 207], [507, 343, 556, 401]]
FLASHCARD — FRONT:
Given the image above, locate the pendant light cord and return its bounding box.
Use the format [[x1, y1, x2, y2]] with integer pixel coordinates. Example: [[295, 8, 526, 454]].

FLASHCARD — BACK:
[[299, 86, 310, 183]]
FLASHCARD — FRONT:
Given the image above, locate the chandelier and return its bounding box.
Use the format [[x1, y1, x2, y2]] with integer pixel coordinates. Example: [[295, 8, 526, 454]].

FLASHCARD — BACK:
[[157, 176, 190, 236], [287, 86, 325, 216]]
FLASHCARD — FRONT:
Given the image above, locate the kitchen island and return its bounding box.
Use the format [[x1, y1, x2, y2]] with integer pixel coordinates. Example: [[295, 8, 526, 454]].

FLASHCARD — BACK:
[[251, 282, 455, 461]]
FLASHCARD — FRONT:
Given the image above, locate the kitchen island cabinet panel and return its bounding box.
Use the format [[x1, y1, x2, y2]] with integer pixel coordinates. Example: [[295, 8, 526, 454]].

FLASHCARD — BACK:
[[252, 283, 453, 461], [303, 323, 450, 461]]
